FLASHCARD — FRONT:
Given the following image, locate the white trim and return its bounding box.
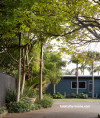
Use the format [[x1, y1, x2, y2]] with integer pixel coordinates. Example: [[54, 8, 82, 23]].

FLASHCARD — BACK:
[[71, 81, 86, 89]]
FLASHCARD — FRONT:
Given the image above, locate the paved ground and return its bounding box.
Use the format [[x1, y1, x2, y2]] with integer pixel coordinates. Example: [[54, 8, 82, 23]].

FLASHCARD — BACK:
[[4, 100, 100, 118]]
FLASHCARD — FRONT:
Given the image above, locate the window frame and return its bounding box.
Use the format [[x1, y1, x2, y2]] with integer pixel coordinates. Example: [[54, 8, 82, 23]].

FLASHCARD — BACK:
[[71, 81, 86, 89]]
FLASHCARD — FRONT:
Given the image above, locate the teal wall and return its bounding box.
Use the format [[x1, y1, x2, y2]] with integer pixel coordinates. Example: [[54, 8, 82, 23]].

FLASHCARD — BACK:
[[48, 76, 100, 97]]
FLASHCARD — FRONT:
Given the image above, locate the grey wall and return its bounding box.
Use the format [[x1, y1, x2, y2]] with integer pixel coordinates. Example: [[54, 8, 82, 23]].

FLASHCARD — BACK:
[[0, 72, 16, 107]]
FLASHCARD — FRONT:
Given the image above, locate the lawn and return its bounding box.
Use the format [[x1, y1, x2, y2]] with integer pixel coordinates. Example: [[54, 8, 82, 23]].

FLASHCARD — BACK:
[[53, 98, 100, 101]]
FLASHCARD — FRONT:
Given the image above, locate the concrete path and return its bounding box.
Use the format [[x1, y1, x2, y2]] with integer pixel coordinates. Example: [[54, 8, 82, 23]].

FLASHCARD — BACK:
[[4, 100, 100, 118]]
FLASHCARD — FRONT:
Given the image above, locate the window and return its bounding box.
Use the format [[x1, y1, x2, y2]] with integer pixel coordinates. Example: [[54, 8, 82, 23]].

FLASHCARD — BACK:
[[72, 82, 77, 88], [71, 81, 86, 89], [79, 82, 85, 88]]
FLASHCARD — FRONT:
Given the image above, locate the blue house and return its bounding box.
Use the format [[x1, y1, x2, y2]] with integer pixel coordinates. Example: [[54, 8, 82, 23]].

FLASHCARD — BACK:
[[48, 75, 100, 97]]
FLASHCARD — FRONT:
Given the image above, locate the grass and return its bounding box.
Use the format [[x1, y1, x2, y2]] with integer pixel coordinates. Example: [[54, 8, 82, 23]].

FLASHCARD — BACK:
[[53, 98, 100, 101]]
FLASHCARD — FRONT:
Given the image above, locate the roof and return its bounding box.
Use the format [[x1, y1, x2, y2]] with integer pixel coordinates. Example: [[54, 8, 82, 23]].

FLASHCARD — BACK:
[[61, 75, 100, 79], [62, 75, 100, 77]]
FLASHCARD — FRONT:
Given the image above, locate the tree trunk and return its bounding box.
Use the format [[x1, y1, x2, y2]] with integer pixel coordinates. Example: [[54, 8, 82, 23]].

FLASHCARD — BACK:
[[53, 84, 56, 94], [39, 41, 43, 100], [26, 46, 29, 78], [98, 71, 99, 75], [21, 48, 26, 95], [76, 63, 78, 94], [83, 68, 84, 75], [17, 32, 21, 102], [92, 62, 94, 98]]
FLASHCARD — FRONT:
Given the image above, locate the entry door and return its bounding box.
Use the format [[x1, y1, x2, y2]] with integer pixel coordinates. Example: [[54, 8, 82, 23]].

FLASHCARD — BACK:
[[89, 80, 92, 93]]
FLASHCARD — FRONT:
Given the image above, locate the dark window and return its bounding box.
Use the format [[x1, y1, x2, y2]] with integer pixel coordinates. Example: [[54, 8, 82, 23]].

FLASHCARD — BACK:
[[72, 82, 77, 88], [72, 81, 86, 89], [79, 82, 85, 88]]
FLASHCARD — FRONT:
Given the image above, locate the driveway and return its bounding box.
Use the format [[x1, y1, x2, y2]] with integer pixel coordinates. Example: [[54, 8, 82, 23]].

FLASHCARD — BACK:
[[4, 100, 100, 118]]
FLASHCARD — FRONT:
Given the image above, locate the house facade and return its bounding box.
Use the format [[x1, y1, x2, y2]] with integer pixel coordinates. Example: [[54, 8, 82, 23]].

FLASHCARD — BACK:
[[48, 75, 100, 97]]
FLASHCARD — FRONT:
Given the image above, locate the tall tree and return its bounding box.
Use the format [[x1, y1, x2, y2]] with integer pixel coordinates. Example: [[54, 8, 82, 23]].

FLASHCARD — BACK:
[[84, 51, 100, 98], [43, 50, 66, 94]]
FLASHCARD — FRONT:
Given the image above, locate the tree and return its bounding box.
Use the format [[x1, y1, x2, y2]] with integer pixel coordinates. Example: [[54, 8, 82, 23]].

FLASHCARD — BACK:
[[79, 63, 87, 75], [83, 51, 100, 98], [43, 50, 66, 94], [70, 52, 85, 94], [65, 69, 75, 75], [62, 0, 100, 44], [1, 0, 66, 101]]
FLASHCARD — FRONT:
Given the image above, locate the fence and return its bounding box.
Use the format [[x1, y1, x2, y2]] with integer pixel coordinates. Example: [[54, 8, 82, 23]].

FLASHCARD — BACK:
[[0, 72, 16, 107]]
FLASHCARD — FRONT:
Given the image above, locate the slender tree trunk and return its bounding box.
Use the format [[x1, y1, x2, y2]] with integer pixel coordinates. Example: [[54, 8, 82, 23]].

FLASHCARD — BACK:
[[92, 62, 94, 98], [21, 48, 26, 95], [98, 71, 99, 75], [17, 32, 21, 102], [26, 46, 29, 78], [39, 41, 43, 100], [83, 68, 84, 75], [76, 63, 78, 94], [53, 84, 56, 94]]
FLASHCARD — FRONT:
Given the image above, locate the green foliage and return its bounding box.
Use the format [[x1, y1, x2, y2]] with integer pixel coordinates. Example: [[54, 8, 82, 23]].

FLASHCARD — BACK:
[[76, 93, 88, 99], [22, 88, 36, 98], [53, 92, 64, 99], [65, 69, 74, 75], [34, 95, 53, 109], [0, 107, 7, 114], [43, 51, 66, 84], [5, 89, 17, 105], [8, 100, 31, 113], [40, 95, 53, 108], [7, 94, 53, 113]]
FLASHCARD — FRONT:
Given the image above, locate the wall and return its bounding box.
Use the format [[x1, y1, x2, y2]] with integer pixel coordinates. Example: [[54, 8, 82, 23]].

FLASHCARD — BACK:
[[0, 72, 16, 107], [48, 76, 100, 97]]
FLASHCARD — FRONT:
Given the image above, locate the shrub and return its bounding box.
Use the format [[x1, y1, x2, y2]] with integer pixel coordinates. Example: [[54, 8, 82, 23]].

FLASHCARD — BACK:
[[5, 89, 17, 105], [41, 95, 53, 108], [76, 93, 88, 99], [53, 92, 64, 99], [8, 100, 31, 113], [34, 94, 53, 109], [6, 93, 53, 113], [22, 88, 36, 98], [0, 107, 7, 114]]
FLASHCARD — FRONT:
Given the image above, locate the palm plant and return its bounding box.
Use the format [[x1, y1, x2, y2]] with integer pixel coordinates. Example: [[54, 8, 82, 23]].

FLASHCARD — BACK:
[[85, 51, 100, 98], [79, 63, 87, 75]]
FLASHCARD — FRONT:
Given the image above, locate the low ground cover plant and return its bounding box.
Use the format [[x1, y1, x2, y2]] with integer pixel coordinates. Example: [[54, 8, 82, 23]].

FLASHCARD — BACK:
[[53, 92, 65, 99], [76, 93, 88, 99], [34, 94, 53, 109]]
